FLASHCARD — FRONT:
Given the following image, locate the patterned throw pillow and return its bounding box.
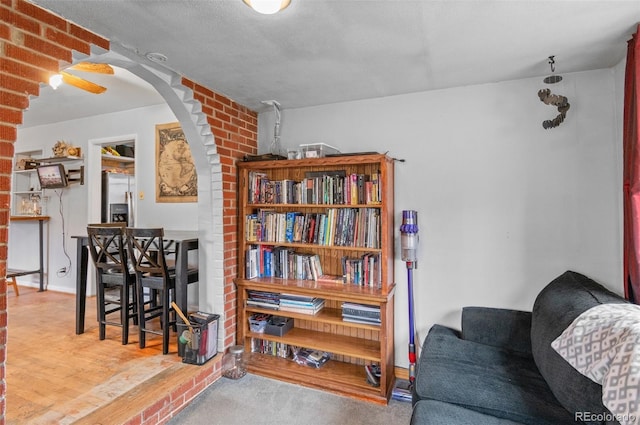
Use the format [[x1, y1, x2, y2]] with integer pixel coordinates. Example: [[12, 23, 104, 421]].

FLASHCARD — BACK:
[[552, 303, 640, 425]]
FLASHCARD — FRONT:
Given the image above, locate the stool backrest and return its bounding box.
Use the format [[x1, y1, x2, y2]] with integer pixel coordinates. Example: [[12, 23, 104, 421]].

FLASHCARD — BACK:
[[87, 224, 128, 273], [125, 228, 171, 278]]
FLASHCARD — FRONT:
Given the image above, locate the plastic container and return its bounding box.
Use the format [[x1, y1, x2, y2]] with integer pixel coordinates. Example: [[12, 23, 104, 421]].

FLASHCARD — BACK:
[[264, 316, 293, 337], [299, 143, 341, 158], [222, 345, 247, 379]]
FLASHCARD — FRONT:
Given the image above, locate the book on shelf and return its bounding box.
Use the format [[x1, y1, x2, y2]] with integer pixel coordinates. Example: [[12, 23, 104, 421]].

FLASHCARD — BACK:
[[341, 302, 381, 325], [279, 293, 318, 304], [247, 290, 280, 310], [342, 304, 381, 319], [342, 315, 381, 326], [279, 294, 325, 315]]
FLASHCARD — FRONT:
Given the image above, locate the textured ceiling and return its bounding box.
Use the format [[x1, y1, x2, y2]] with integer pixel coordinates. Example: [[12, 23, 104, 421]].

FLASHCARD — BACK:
[[22, 0, 640, 128]]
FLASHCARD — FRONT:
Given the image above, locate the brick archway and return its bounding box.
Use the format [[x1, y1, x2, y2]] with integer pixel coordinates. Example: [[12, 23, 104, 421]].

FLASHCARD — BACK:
[[83, 41, 227, 346]]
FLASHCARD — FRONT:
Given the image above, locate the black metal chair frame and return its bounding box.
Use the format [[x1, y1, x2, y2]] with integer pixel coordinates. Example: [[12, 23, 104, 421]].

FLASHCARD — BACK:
[[87, 223, 137, 345], [125, 227, 177, 355]]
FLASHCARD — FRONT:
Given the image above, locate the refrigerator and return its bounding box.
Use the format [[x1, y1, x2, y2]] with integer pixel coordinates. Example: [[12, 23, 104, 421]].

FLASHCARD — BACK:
[[101, 171, 135, 226]]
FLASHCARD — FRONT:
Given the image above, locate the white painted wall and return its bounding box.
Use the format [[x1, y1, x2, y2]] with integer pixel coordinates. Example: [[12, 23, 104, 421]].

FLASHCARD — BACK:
[[258, 67, 623, 367], [12, 103, 198, 293]]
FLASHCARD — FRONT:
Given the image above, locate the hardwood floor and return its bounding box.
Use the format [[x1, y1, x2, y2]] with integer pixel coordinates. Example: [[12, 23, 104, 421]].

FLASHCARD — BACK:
[[6, 286, 219, 424]]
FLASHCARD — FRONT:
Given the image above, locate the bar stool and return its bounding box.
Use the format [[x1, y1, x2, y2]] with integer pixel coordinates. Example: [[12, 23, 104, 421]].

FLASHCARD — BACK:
[[125, 227, 177, 354], [87, 223, 137, 345]]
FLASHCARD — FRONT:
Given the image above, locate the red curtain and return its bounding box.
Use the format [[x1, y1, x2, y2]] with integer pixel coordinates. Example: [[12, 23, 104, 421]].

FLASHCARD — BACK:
[[623, 24, 640, 302]]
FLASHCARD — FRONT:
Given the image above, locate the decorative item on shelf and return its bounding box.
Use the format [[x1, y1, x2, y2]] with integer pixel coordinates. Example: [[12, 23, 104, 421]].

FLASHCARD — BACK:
[[52, 140, 81, 158], [287, 149, 302, 160], [292, 347, 331, 368], [538, 55, 570, 130], [299, 143, 341, 158], [29, 193, 42, 216], [15, 158, 39, 170], [20, 193, 44, 216]]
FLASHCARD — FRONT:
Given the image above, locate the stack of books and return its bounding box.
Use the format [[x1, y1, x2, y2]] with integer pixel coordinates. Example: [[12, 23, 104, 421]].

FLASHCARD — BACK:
[[279, 293, 325, 315], [341, 302, 381, 326], [246, 290, 280, 310]]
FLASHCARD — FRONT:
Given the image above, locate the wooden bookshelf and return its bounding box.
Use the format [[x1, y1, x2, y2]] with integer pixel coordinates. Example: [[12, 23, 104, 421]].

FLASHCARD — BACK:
[[235, 154, 395, 404]]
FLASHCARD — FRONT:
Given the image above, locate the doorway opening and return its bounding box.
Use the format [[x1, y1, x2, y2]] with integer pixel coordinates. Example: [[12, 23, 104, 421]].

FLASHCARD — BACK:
[[87, 135, 137, 227]]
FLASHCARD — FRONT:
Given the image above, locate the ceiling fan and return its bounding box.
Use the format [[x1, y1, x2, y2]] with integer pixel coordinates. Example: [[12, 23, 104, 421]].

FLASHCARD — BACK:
[[54, 62, 114, 94]]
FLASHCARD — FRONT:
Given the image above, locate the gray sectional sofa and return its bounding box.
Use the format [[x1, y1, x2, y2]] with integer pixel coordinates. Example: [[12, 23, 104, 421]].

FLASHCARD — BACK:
[[411, 270, 629, 425]]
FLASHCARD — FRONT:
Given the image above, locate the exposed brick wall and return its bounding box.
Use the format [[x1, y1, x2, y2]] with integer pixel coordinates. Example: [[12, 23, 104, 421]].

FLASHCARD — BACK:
[[0, 1, 256, 423], [181, 79, 258, 348]]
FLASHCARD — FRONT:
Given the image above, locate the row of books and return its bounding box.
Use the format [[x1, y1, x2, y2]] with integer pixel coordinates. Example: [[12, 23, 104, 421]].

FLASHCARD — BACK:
[[251, 338, 290, 358], [341, 302, 381, 326], [343, 253, 382, 288], [246, 208, 380, 248], [245, 248, 326, 281], [246, 290, 326, 315], [245, 245, 382, 288], [248, 171, 382, 205], [246, 293, 381, 326]]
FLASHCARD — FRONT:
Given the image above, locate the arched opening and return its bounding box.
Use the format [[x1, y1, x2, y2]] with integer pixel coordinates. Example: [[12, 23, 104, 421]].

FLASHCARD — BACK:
[[13, 42, 226, 349], [78, 44, 226, 332]]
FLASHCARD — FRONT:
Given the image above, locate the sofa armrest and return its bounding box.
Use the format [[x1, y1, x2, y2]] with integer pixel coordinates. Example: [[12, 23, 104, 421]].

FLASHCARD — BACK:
[[461, 307, 532, 355]]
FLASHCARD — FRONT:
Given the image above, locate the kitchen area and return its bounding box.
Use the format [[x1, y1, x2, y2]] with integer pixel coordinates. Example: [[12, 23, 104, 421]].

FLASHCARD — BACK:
[[101, 143, 135, 226]]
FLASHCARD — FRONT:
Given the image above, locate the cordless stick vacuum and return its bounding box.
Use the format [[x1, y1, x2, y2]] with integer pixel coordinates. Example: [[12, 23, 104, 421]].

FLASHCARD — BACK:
[[400, 210, 419, 385]]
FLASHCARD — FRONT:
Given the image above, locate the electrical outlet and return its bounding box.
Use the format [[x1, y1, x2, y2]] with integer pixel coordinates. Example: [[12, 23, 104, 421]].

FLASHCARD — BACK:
[[58, 267, 66, 274], [139, 191, 144, 200]]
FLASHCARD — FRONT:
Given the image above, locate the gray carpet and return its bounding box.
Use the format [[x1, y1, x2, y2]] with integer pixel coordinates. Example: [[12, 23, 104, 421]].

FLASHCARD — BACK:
[[169, 373, 413, 425]]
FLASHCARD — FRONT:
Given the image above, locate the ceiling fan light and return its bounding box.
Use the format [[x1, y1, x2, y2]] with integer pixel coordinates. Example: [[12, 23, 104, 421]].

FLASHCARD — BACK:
[[49, 74, 63, 90], [243, 0, 291, 14]]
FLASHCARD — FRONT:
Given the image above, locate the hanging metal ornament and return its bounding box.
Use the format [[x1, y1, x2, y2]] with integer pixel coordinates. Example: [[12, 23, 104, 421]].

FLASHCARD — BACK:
[[538, 55, 570, 129], [543, 56, 563, 84]]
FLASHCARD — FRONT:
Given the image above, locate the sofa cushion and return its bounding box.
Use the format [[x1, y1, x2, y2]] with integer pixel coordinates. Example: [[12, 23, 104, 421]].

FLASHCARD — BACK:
[[461, 307, 532, 355], [531, 271, 627, 423], [414, 324, 576, 425], [411, 400, 527, 425]]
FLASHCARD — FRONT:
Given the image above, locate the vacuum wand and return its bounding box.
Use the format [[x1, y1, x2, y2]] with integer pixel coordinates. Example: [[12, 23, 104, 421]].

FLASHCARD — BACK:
[[400, 210, 419, 384]]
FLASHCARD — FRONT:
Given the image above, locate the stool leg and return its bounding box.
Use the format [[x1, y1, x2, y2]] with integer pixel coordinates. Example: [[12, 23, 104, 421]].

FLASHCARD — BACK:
[[9, 276, 19, 296]]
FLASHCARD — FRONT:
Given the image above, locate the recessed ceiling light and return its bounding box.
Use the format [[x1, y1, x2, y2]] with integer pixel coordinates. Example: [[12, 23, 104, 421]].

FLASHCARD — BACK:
[[243, 0, 291, 15], [145, 52, 168, 63]]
